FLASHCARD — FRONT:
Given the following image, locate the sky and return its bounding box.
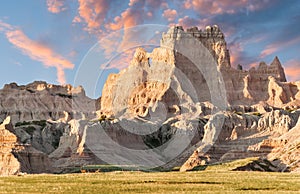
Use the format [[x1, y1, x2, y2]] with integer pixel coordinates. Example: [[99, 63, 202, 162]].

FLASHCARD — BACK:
[[0, 0, 299, 98]]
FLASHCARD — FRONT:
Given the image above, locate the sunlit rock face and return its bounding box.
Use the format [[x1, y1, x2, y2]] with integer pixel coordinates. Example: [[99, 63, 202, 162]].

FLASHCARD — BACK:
[[97, 25, 300, 172], [100, 25, 298, 120]]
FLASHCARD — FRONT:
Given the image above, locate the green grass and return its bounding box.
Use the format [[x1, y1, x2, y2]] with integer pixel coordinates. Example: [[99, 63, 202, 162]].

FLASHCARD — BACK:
[[1, 158, 300, 194], [0, 158, 298, 193], [0, 170, 299, 193]]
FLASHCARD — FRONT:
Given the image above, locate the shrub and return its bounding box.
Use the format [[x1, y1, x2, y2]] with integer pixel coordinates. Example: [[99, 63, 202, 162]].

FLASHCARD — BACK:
[[24, 126, 36, 135]]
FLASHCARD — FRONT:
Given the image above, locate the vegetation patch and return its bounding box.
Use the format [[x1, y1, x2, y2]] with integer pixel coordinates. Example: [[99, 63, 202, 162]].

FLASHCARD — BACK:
[[15, 120, 47, 128], [24, 126, 36, 135], [56, 93, 73, 99], [69, 165, 150, 173]]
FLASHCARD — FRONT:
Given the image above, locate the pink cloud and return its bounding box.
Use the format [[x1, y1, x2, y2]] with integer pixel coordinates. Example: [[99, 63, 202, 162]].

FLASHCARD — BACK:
[[260, 46, 278, 58], [5, 29, 74, 84], [75, 0, 110, 33], [284, 59, 300, 81], [183, 0, 192, 9], [163, 9, 178, 22], [105, 0, 168, 31], [104, 3, 149, 57], [105, 8, 141, 31], [260, 37, 300, 58], [74, 0, 168, 70], [183, 0, 271, 15], [47, 0, 66, 13]]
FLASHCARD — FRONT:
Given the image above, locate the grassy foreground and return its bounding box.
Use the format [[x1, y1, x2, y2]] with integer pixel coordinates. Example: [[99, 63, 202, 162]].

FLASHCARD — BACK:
[[0, 159, 300, 194], [0, 171, 299, 193]]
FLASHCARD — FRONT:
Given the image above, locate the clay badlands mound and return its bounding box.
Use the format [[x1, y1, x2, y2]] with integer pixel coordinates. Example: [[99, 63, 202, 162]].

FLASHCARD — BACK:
[[1, 25, 300, 175]]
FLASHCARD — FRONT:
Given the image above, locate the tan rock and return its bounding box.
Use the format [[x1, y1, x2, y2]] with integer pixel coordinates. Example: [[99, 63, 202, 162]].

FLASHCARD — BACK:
[[99, 25, 300, 121], [0, 116, 20, 175], [0, 116, 52, 175]]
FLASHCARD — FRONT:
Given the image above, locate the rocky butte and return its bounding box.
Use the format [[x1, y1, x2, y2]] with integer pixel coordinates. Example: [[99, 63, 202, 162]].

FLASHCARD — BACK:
[[100, 25, 298, 119], [0, 25, 300, 175]]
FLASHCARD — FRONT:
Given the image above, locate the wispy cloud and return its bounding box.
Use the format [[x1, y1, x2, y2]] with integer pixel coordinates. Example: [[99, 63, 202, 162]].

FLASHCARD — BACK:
[[101, 49, 136, 70], [0, 21, 74, 84], [0, 20, 13, 31], [183, 0, 272, 15], [260, 37, 300, 58], [47, 0, 66, 13]]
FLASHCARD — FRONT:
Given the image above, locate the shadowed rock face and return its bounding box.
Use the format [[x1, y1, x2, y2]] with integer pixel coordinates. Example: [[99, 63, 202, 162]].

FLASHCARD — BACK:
[[0, 117, 52, 175], [180, 109, 300, 172], [0, 81, 99, 175], [0, 81, 97, 124]]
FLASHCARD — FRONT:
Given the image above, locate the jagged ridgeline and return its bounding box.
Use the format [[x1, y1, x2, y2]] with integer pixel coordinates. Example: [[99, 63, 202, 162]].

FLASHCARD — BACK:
[[0, 81, 97, 124], [1, 25, 300, 175], [100, 25, 298, 120]]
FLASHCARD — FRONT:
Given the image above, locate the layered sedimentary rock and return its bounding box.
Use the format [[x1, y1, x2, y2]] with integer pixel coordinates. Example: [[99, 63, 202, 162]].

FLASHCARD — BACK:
[[0, 81, 97, 124], [0, 81, 98, 175], [100, 25, 300, 120], [0, 117, 52, 175], [1, 25, 300, 174], [97, 25, 300, 172], [250, 111, 300, 172], [180, 109, 300, 171], [100, 26, 228, 119], [0, 117, 20, 175]]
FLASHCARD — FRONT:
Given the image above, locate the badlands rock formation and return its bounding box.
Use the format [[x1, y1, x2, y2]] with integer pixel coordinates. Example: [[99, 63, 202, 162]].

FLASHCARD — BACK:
[[0, 81, 96, 124], [0, 81, 98, 175], [97, 25, 300, 172], [0, 116, 52, 175], [180, 109, 300, 172], [1, 25, 300, 175], [100, 25, 300, 120]]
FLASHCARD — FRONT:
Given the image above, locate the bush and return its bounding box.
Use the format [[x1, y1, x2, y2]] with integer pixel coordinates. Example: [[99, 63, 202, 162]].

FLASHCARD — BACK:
[[15, 120, 47, 128], [24, 126, 36, 135], [15, 121, 31, 127]]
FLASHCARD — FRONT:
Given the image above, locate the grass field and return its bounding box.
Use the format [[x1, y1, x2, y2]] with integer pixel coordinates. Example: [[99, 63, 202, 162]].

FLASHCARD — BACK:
[[0, 159, 299, 193]]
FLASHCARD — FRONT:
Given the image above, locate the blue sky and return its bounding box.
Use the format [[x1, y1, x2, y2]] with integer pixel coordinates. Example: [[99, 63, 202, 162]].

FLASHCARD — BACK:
[[0, 0, 299, 98]]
